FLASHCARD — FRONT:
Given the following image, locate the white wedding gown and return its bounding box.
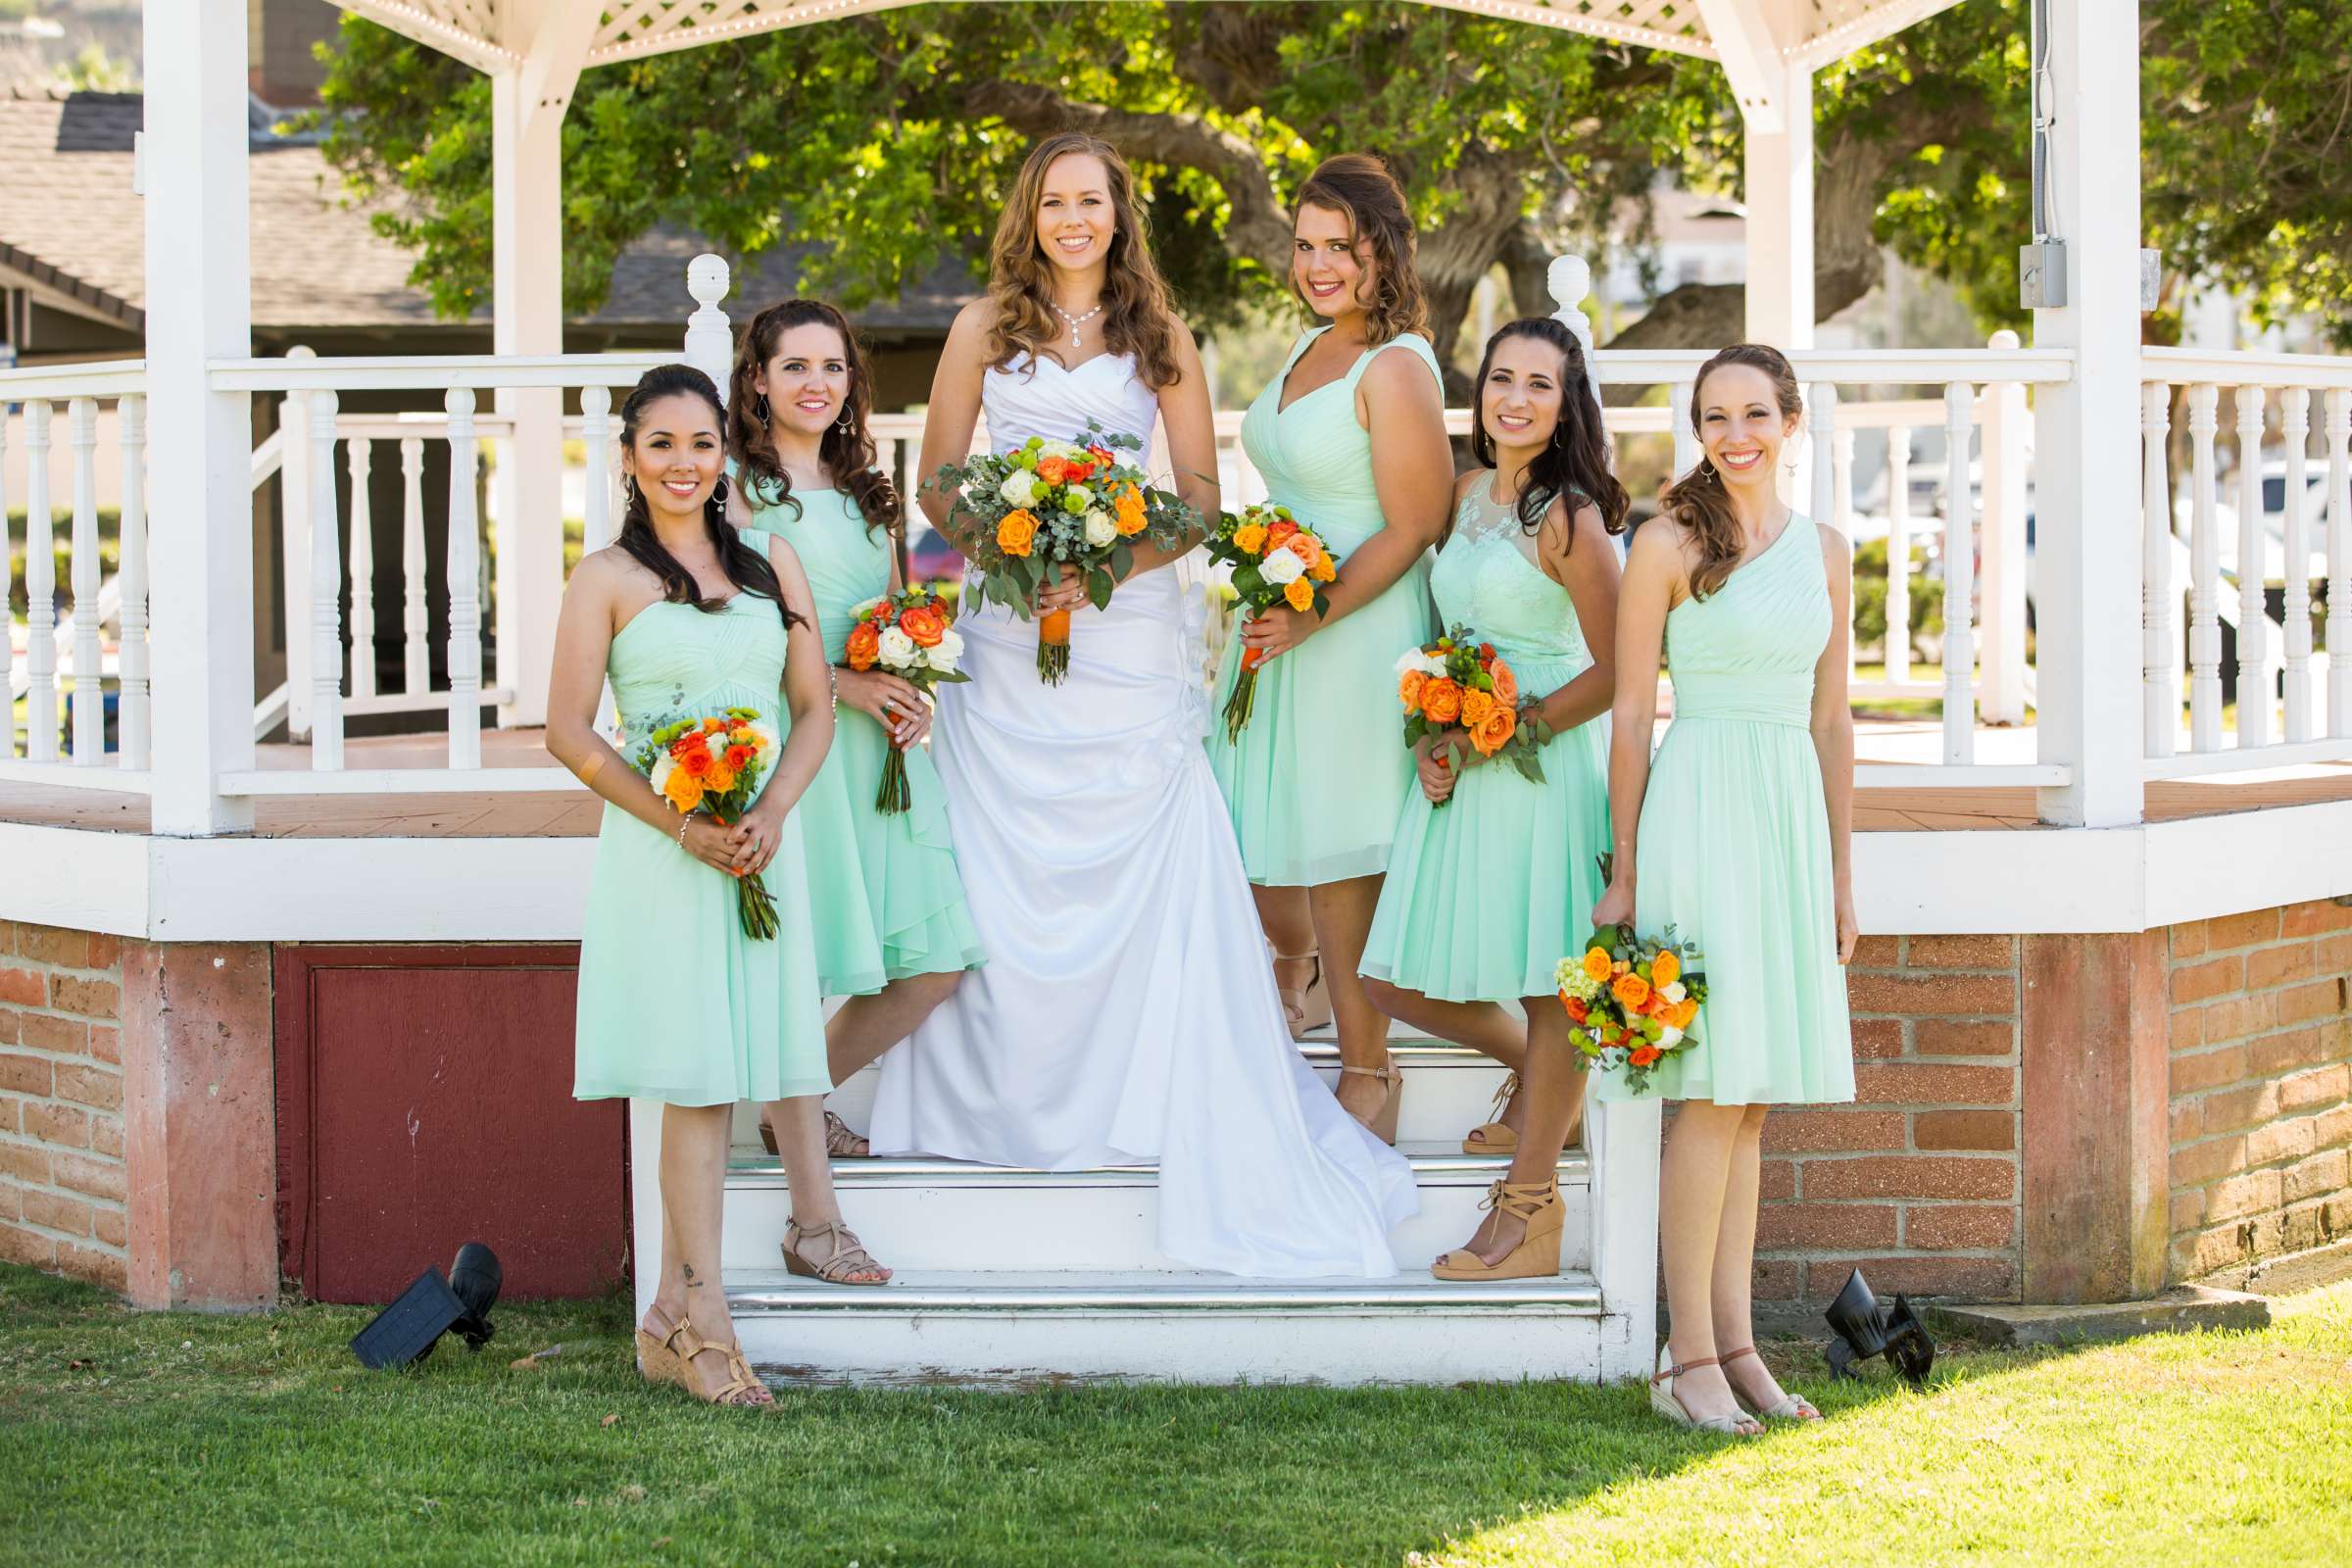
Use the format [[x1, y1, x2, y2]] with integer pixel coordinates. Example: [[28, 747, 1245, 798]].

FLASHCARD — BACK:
[[867, 351, 1417, 1278]]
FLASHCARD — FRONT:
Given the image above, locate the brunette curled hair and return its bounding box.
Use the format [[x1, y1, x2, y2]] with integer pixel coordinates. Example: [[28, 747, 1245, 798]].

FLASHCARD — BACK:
[[724, 298, 903, 541], [1291, 154, 1430, 349], [1468, 317, 1630, 553], [1660, 344, 1804, 601], [618, 364, 802, 630]]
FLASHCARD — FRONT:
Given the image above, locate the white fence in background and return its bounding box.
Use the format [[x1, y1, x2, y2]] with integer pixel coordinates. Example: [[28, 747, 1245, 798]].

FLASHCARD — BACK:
[[2140, 349, 2352, 778]]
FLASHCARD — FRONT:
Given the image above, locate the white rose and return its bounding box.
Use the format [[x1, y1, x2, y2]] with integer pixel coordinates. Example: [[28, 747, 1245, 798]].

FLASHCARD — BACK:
[[1396, 649, 1429, 676], [1041, 439, 1086, 462], [1258, 548, 1305, 586], [1658, 1025, 1685, 1049], [1420, 652, 1450, 677], [746, 720, 780, 756], [649, 753, 674, 796], [999, 471, 1039, 509], [1659, 980, 1687, 1005], [1083, 509, 1117, 548], [926, 629, 964, 671], [879, 626, 917, 667]]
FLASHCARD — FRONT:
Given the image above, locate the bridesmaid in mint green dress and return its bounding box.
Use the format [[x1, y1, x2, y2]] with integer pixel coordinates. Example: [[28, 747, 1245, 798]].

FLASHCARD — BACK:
[[1204, 155, 1455, 1142], [551, 366, 882, 1410], [1593, 345, 1856, 1436], [1358, 318, 1626, 1283], [724, 300, 984, 1160]]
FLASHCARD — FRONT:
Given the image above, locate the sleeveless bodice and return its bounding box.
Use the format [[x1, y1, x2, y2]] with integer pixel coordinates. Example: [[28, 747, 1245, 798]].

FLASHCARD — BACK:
[[982, 351, 1158, 452], [610, 593, 788, 796], [1239, 326, 1446, 554], [1431, 482, 1590, 681], [1666, 515, 1828, 728], [737, 476, 887, 665]]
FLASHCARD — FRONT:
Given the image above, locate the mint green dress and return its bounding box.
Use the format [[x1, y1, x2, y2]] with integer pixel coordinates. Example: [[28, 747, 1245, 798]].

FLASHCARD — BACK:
[[1359, 482, 1610, 1002], [1206, 327, 1443, 885], [1598, 517, 1855, 1106], [737, 474, 985, 995], [572, 590, 830, 1105]]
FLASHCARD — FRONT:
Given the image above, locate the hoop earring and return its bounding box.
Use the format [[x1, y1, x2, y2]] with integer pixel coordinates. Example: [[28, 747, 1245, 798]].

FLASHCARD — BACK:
[[712, 475, 730, 511], [624, 473, 641, 504]]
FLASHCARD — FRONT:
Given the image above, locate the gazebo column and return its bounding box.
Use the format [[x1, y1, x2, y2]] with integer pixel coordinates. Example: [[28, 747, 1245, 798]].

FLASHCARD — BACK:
[[489, 4, 594, 729], [1701, 0, 1815, 347]]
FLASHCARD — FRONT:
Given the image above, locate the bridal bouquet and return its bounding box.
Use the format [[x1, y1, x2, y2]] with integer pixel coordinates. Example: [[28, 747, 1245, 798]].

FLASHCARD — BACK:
[[844, 586, 968, 815], [931, 424, 1197, 684], [1396, 625, 1551, 807], [1556, 922, 1706, 1096], [636, 709, 783, 940], [1205, 503, 1339, 741]]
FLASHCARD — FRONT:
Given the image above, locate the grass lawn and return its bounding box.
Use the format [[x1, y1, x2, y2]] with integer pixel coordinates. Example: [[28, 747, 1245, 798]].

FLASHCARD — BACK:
[[0, 1265, 2348, 1567]]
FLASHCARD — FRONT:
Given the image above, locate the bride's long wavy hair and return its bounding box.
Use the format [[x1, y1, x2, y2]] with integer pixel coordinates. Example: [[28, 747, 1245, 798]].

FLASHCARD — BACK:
[[984, 131, 1184, 390]]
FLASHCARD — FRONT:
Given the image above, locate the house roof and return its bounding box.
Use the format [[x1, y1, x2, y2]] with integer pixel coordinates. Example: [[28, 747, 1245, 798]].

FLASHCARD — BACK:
[[0, 85, 971, 340]]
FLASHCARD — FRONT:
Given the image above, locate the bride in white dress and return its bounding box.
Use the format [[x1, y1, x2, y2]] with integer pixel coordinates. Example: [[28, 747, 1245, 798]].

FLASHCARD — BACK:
[[867, 132, 1417, 1278]]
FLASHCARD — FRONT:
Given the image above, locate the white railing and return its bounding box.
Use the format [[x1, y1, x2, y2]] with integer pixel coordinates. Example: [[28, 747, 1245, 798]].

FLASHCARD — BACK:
[[0, 360, 151, 789], [2140, 349, 2352, 778]]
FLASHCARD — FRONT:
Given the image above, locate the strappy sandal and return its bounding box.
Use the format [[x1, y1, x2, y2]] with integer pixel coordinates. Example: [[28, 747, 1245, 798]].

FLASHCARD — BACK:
[[781, 1218, 892, 1286], [1651, 1346, 1763, 1436], [1338, 1061, 1404, 1146], [1722, 1344, 1823, 1422], [1273, 948, 1331, 1041], [1430, 1176, 1563, 1281], [1461, 1070, 1522, 1155], [637, 1307, 770, 1407], [758, 1109, 872, 1158]]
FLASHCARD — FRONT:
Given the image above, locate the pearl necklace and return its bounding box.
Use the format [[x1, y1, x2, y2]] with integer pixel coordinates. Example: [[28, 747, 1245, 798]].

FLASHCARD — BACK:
[[1053, 300, 1105, 349]]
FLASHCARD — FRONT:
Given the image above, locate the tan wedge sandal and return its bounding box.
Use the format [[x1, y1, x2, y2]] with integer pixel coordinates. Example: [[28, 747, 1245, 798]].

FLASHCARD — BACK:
[[1651, 1346, 1762, 1436], [637, 1307, 770, 1408], [1430, 1175, 1564, 1282], [758, 1109, 871, 1158], [1339, 1061, 1404, 1146], [1460, 1071, 1522, 1155], [781, 1218, 892, 1286], [1722, 1344, 1823, 1422], [1273, 948, 1332, 1041]]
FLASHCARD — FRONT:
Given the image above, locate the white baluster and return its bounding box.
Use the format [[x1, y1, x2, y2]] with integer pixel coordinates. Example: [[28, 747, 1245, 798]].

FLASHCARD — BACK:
[[2280, 387, 2314, 742], [24, 400, 57, 762], [683, 254, 733, 399], [279, 345, 316, 738], [401, 436, 429, 695], [1941, 381, 1976, 763], [1808, 381, 1838, 525], [2140, 382, 2176, 759], [308, 389, 344, 770], [117, 395, 150, 771], [2328, 388, 2352, 738], [2187, 383, 2223, 751], [1886, 425, 1913, 683], [1831, 414, 1856, 680], [347, 436, 376, 702], [2233, 384, 2269, 748], [0, 404, 13, 760], [446, 387, 483, 769], [1671, 380, 1699, 479], [69, 398, 102, 763], [1978, 336, 2030, 727], [581, 383, 617, 738]]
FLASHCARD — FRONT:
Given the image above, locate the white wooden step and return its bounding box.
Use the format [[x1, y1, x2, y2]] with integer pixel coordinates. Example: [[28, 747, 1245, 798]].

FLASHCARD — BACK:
[[717, 1145, 1591, 1274], [724, 1267, 1612, 1387]]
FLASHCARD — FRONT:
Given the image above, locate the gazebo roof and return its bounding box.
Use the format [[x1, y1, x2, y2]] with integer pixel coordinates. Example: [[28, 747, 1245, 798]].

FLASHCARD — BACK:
[[334, 0, 1969, 74]]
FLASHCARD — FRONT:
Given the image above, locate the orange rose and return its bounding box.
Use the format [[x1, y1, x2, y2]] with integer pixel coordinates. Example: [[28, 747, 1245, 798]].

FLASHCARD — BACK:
[[1283, 576, 1315, 612], [1035, 457, 1071, 486], [1420, 677, 1463, 725], [996, 508, 1039, 558], [703, 716, 727, 732], [1651, 950, 1681, 987], [1114, 484, 1150, 537], [846, 620, 882, 671], [900, 604, 947, 648], [705, 763, 737, 793], [1266, 518, 1299, 548], [1087, 444, 1115, 466], [1490, 659, 1518, 707], [679, 746, 713, 778], [1281, 532, 1324, 572], [1611, 972, 1651, 1010], [1231, 522, 1268, 555], [1398, 669, 1428, 712], [1310, 552, 1337, 583], [1628, 1045, 1662, 1068], [1561, 994, 1589, 1024], [1459, 689, 1497, 730], [725, 745, 753, 771], [1667, 997, 1700, 1030], [1580, 947, 1612, 983], [662, 769, 704, 812], [1469, 701, 1517, 758]]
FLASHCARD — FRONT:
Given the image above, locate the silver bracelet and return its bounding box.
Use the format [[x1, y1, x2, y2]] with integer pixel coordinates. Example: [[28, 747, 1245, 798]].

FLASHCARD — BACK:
[[677, 815, 691, 850]]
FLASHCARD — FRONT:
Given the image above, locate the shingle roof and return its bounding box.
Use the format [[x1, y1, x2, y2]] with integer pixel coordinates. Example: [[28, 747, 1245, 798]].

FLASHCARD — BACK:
[[0, 86, 971, 337]]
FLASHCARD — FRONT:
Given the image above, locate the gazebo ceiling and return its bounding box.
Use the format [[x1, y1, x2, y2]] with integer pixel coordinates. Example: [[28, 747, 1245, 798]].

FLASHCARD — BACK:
[[333, 0, 1970, 74]]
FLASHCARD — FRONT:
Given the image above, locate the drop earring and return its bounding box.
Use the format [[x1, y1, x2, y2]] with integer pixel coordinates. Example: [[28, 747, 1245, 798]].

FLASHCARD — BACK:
[[753, 392, 772, 425]]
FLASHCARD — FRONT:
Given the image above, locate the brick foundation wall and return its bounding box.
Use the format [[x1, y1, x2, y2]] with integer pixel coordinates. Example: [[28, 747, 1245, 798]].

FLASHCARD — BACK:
[[2167, 900, 2352, 1286], [0, 922, 127, 1291], [1754, 935, 2023, 1307]]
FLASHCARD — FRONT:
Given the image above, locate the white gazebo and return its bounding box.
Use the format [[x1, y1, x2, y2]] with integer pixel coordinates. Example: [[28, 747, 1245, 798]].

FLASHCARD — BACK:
[[2, 0, 2348, 1380]]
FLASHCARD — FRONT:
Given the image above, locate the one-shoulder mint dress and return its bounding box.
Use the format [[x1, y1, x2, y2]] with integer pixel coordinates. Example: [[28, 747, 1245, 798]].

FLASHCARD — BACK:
[[1206, 326, 1443, 885], [1598, 517, 1855, 1106], [736, 474, 985, 996], [1360, 482, 1610, 1002], [572, 590, 830, 1105]]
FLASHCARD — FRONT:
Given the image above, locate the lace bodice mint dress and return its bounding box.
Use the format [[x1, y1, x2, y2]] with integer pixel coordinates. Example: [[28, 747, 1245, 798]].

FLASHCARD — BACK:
[[1598, 517, 1855, 1105], [1206, 327, 1443, 886], [734, 472, 985, 995], [572, 587, 830, 1105], [1360, 482, 1611, 1002]]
